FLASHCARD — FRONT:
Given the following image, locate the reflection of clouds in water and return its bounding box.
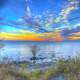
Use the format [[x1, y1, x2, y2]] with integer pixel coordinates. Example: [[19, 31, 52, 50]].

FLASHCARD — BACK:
[[19, 45, 32, 56], [1, 44, 32, 58], [0, 41, 80, 60], [39, 45, 56, 58], [39, 42, 80, 58], [45, 45, 55, 52], [54, 42, 80, 58]]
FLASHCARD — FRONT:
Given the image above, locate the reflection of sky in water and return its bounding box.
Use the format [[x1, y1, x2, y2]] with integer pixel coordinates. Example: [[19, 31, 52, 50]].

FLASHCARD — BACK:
[[0, 41, 80, 60]]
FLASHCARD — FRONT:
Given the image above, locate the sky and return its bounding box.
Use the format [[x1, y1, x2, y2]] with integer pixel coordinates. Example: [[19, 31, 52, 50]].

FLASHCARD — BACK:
[[0, 0, 64, 18], [0, 0, 80, 41]]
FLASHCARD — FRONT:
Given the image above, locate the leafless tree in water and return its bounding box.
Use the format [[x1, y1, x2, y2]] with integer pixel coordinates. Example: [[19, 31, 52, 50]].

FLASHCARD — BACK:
[[30, 45, 40, 64]]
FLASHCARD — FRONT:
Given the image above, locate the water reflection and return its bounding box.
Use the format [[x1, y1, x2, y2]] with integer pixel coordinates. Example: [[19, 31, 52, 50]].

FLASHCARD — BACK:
[[51, 75, 67, 80], [0, 41, 80, 62]]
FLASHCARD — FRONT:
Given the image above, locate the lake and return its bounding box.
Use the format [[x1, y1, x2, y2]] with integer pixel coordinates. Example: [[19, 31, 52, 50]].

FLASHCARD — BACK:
[[0, 41, 80, 61]]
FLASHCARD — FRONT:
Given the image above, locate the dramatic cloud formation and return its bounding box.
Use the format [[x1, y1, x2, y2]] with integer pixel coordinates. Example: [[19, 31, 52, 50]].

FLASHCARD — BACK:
[[0, 0, 80, 41]]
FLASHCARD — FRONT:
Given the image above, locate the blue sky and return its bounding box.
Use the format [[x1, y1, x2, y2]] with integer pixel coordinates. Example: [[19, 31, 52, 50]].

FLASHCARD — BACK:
[[0, 0, 79, 20], [0, 0, 79, 28]]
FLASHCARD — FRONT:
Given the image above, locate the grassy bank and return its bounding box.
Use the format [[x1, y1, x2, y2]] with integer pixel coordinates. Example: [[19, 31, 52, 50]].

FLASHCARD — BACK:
[[0, 56, 80, 80]]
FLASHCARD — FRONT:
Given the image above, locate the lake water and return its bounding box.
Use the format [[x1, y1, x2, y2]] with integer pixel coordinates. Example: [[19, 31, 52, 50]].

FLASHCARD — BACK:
[[51, 75, 67, 80], [0, 41, 80, 61]]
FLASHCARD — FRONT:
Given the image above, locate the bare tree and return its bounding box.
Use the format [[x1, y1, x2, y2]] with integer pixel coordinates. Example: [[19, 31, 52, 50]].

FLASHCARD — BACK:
[[30, 45, 40, 64]]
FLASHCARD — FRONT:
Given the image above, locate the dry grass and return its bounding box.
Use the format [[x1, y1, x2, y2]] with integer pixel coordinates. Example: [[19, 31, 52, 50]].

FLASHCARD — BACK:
[[0, 56, 80, 80]]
